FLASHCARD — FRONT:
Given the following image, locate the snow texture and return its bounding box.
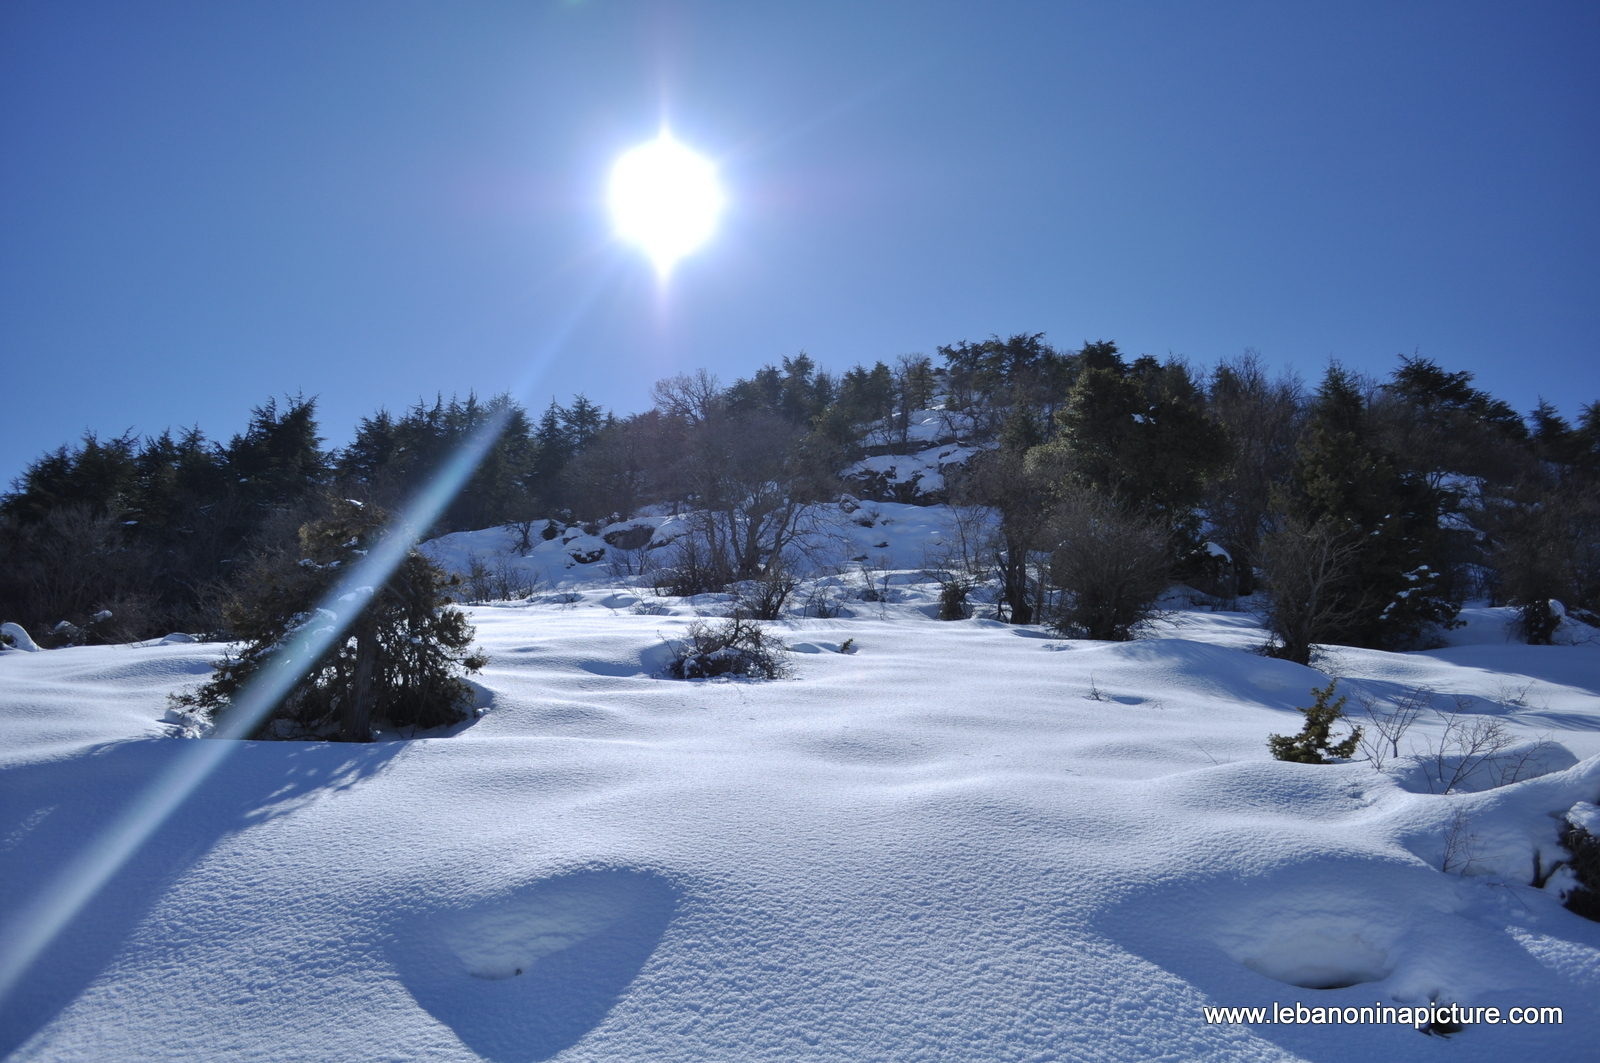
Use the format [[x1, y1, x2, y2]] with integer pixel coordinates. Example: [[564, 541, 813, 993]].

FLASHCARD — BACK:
[[2, 509, 1599, 1060]]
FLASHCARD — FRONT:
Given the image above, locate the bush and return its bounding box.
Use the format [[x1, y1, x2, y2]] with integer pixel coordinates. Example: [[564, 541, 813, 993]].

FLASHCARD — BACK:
[[1559, 819, 1600, 922], [1269, 679, 1362, 763], [176, 499, 487, 740], [667, 617, 789, 679], [656, 529, 734, 597], [459, 553, 542, 603], [1046, 487, 1169, 640], [729, 570, 798, 620], [1258, 517, 1362, 665]]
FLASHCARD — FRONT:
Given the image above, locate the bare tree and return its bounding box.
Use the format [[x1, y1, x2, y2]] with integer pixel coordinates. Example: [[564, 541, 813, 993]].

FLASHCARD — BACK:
[[1356, 686, 1430, 771], [1257, 516, 1364, 665], [651, 369, 723, 428], [1045, 486, 1170, 640]]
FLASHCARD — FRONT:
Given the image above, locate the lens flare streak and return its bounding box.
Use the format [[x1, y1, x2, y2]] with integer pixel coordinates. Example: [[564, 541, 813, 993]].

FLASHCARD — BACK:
[[0, 263, 621, 1009]]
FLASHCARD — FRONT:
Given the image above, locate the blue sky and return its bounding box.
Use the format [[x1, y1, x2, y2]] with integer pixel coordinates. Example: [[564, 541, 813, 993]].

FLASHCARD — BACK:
[[2, 1, 1595, 485]]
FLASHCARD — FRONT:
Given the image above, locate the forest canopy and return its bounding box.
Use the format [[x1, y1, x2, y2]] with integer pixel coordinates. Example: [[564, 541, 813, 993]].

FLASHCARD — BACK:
[[3, 340, 1597, 660]]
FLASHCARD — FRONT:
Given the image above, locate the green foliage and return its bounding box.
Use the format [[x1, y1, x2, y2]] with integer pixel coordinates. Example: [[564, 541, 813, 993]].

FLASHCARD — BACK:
[[1268, 679, 1362, 763], [224, 395, 330, 509], [1290, 365, 1460, 648], [725, 353, 836, 427], [178, 500, 486, 741], [1044, 348, 1229, 549], [938, 333, 1072, 420], [342, 392, 544, 532]]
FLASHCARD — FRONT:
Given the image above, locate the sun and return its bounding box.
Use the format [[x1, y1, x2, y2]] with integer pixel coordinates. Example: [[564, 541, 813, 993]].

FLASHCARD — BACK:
[[608, 133, 723, 276]]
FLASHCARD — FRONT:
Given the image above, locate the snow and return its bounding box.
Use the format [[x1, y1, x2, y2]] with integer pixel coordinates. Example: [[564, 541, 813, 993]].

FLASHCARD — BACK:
[[1568, 802, 1600, 836], [3, 515, 1599, 1059], [0, 623, 41, 652], [841, 443, 982, 498]]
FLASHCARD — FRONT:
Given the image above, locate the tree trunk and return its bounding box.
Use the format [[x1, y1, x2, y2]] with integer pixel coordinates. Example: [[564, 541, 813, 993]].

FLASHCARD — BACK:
[[343, 622, 378, 741]]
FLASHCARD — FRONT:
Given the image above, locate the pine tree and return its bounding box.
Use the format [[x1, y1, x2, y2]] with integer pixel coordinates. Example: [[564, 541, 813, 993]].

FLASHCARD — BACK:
[[179, 499, 486, 741], [1268, 679, 1362, 763], [1045, 349, 1228, 552], [1290, 365, 1459, 649]]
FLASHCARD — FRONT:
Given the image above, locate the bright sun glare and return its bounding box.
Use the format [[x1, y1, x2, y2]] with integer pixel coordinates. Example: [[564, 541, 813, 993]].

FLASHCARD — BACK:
[[609, 133, 723, 276]]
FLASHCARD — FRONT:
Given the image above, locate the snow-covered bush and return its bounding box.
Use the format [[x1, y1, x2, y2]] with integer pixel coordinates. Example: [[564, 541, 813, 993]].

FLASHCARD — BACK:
[[1560, 804, 1600, 922], [667, 617, 789, 680]]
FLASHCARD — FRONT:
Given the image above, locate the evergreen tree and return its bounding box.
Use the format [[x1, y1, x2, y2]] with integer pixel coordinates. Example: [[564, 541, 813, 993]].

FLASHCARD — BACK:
[[1290, 365, 1459, 649], [1044, 348, 1228, 552], [1, 430, 141, 523], [224, 394, 329, 509], [180, 499, 486, 740], [1268, 680, 1362, 763]]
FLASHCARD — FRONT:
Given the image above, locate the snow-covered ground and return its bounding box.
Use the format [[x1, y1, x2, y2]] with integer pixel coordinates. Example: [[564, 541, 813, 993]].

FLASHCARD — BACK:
[[3, 541, 1599, 1059]]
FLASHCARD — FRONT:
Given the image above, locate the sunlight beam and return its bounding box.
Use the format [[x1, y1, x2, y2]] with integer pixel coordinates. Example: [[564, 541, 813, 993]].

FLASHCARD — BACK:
[[0, 264, 620, 1009]]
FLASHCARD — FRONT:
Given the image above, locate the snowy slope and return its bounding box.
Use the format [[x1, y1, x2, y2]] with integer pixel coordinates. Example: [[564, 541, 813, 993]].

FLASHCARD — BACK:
[[3, 571, 1599, 1059]]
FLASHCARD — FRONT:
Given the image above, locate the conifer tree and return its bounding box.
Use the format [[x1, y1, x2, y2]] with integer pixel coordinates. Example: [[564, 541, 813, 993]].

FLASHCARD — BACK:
[[180, 499, 486, 741], [1268, 679, 1362, 763], [1289, 365, 1458, 649]]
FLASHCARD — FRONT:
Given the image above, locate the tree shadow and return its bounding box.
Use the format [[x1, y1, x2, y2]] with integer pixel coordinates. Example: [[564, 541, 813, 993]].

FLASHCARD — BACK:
[[388, 867, 678, 1062], [0, 738, 401, 1056]]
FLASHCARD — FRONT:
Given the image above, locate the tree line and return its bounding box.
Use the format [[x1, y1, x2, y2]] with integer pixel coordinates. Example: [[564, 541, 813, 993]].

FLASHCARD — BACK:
[[2, 337, 1597, 663]]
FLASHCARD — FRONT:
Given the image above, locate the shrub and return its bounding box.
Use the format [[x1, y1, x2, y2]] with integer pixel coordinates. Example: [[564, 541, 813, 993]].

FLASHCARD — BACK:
[[1045, 487, 1169, 640], [729, 570, 799, 620], [1257, 517, 1362, 665], [667, 617, 789, 679], [936, 577, 972, 621], [656, 530, 735, 597], [460, 553, 542, 603], [1559, 818, 1600, 922], [176, 499, 487, 740], [1269, 679, 1362, 763]]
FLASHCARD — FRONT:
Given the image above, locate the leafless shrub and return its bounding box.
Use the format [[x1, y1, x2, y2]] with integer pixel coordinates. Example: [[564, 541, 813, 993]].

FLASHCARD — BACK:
[[1440, 808, 1483, 874], [606, 540, 658, 580], [1045, 487, 1170, 641], [502, 518, 539, 556], [459, 554, 543, 603], [923, 513, 989, 622], [1357, 687, 1431, 771], [798, 578, 845, 619], [729, 569, 799, 620], [1419, 698, 1531, 794], [852, 557, 893, 605], [666, 617, 790, 679], [1257, 516, 1364, 665], [655, 528, 735, 597]]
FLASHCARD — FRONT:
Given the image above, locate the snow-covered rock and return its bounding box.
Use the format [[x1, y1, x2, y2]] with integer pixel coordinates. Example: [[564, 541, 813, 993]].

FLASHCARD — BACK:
[[0, 622, 40, 652]]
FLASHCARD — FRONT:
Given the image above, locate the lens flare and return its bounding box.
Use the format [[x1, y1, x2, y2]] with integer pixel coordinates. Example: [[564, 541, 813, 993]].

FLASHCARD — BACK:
[[0, 264, 622, 1012], [608, 133, 723, 275]]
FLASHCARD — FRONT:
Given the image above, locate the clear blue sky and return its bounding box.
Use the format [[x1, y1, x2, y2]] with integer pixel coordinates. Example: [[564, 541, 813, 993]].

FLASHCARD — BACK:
[[2, 1, 1596, 486]]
